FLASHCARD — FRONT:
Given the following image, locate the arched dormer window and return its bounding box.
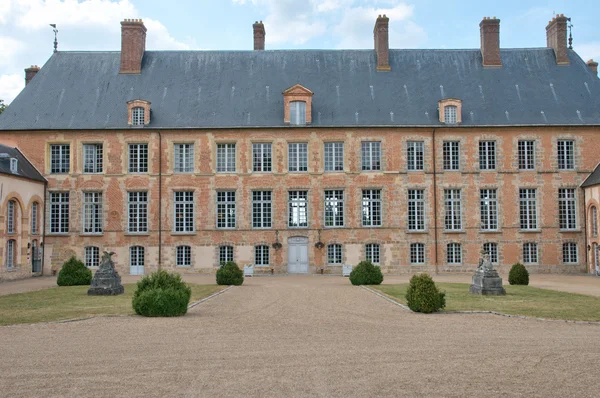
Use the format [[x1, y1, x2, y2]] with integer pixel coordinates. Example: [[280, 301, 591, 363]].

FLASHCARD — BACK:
[[283, 84, 313, 125], [438, 98, 462, 124], [132, 107, 144, 126], [127, 99, 151, 127]]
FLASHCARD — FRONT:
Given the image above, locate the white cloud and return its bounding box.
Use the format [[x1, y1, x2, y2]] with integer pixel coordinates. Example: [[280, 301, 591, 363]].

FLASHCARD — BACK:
[[0, 74, 24, 103], [0, 0, 12, 24], [575, 43, 600, 63], [0, 36, 26, 65]]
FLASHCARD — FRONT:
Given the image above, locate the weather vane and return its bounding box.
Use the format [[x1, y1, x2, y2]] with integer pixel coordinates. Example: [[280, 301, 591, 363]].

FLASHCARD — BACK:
[[49, 24, 58, 53], [567, 17, 573, 49]]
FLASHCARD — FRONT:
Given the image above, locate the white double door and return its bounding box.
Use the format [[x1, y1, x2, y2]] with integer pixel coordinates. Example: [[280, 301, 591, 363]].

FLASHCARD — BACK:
[[288, 237, 309, 274]]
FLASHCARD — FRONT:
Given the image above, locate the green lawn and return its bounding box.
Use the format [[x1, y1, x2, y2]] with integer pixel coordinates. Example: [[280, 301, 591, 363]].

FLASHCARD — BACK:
[[373, 283, 600, 322], [0, 284, 224, 326]]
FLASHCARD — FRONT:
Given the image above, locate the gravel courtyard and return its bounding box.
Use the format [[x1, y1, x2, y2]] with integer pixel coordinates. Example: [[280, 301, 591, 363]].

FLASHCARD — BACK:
[[1, 276, 599, 397]]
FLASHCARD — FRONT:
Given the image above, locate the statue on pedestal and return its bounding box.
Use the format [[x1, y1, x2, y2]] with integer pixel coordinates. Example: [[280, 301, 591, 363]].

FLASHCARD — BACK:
[[87, 251, 125, 296], [470, 249, 506, 295]]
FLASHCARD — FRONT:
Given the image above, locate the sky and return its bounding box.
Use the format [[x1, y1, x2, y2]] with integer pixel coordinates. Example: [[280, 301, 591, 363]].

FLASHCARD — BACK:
[[1, 0, 599, 104]]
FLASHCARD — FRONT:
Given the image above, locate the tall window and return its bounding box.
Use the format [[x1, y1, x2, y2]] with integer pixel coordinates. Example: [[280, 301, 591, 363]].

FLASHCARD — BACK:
[[366, 243, 380, 264], [50, 144, 70, 173], [176, 246, 191, 267], [50, 192, 69, 233], [479, 141, 496, 170], [443, 141, 460, 170], [324, 190, 344, 227], [83, 144, 103, 173], [174, 143, 194, 173], [290, 101, 306, 125], [410, 243, 425, 264], [327, 244, 343, 264], [483, 242, 498, 264], [85, 246, 100, 268], [518, 140, 535, 170], [288, 191, 308, 228], [362, 189, 382, 227], [216, 191, 236, 229], [219, 246, 233, 265], [480, 189, 498, 231], [128, 192, 148, 233], [174, 191, 194, 233], [562, 243, 578, 264], [129, 144, 148, 173], [559, 188, 577, 230], [523, 242, 538, 264], [444, 189, 462, 231], [6, 200, 15, 234], [130, 246, 145, 268], [132, 107, 145, 126], [253, 143, 272, 172], [252, 191, 272, 229], [361, 141, 381, 171], [447, 243, 462, 264], [6, 240, 15, 269], [10, 158, 17, 173], [83, 192, 103, 234], [407, 141, 424, 171], [592, 207, 598, 238], [408, 190, 425, 231], [255, 245, 270, 266], [31, 202, 39, 235], [288, 143, 308, 172], [444, 105, 457, 124], [216, 143, 236, 173], [557, 140, 574, 170], [519, 189, 537, 230], [324, 142, 344, 172]]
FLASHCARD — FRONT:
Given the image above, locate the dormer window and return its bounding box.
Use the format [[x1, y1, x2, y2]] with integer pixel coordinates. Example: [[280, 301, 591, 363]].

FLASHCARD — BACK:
[[290, 101, 306, 126], [444, 106, 457, 124], [127, 99, 151, 127], [132, 107, 144, 126], [438, 98, 462, 124], [283, 84, 313, 125], [10, 158, 17, 174]]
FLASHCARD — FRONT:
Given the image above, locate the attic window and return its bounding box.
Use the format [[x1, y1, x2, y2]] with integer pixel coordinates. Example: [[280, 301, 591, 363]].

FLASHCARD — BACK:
[[283, 84, 314, 125], [444, 106, 457, 124], [438, 98, 462, 124], [127, 99, 151, 126], [290, 101, 306, 125], [132, 107, 144, 126], [10, 158, 17, 174]]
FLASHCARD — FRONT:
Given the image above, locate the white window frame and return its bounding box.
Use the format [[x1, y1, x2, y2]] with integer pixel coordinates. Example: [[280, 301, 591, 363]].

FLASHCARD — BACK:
[[443, 141, 460, 171], [288, 190, 308, 228], [216, 143, 236, 173], [324, 142, 344, 172], [479, 141, 496, 170], [128, 191, 148, 233], [519, 188, 538, 230], [49, 192, 69, 234], [327, 244, 343, 265], [557, 140, 574, 170], [50, 144, 70, 174], [176, 246, 192, 267], [252, 143, 272, 173], [7, 200, 15, 234], [252, 191, 272, 229], [408, 189, 425, 231], [447, 243, 462, 264], [132, 107, 145, 126], [483, 242, 498, 264], [83, 143, 103, 174], [480, 189, 498, 231], [288, 143, 308, 172], [82, 192, 103, 234], [562, 242, 578, 264], [518, 140, 535, 170], [255, 245, 270, 266], [366, 243, 380, 265], [128, 143, 148, 173], [31, 202, 39, 235], [444, 189, 462, 231], [290, 101, 307, 126], [407, 141, 424, 171], [523, 242, 538, 264], [219, 246, 234, 265], [410, 243, 425, 264], [324, 190, 344, 228], [6, 239, 15, 269], [361, 141, 382, 171], [444, 105, 457, 124], [592, 207, 598, 238], [559, 188, 577, 230], [85, 246, 100, 268], [174, 143, 194, 173], [362, 189, 382, 227], [174, 191, 195, 233], [10, 158, 17, 173], [130, 246, 145, 268], [217, 191, 236, 229]]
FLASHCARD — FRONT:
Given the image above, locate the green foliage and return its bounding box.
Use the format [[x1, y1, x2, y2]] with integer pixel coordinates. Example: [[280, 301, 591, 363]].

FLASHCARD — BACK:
[[216, 262, 244, 286], [349, 261, 384, 285], [0, 99, 5, 115], [405, 273, 446, 313], [57, 256, 92, 286], [508, 263, 530, 285], [132, 270, 192, 317]]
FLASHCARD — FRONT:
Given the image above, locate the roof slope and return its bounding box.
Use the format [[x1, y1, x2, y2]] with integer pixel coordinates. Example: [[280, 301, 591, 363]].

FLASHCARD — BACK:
[[0, 144, 46, 183], [1, 48, 599, 130]]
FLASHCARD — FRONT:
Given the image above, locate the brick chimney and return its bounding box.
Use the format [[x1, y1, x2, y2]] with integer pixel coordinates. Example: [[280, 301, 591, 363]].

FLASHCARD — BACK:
[[120, 19, 147, 74], [374, 14, 390, 71], [587, 59, 598, 76], [546, 14, 569, 65], [24, 65, 40, 86], [480, 17, 501, 67], [253, 21, 265, 50]]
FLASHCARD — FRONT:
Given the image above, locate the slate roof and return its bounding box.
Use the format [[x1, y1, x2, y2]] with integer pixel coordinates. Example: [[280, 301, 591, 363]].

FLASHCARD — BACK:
[[582, 162, 600, 188], [0, 48, 599, 130], [0, 144, 46, 183]]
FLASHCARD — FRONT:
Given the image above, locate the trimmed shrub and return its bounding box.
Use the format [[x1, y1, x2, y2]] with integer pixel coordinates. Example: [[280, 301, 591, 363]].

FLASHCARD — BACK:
[[349, 261, 384, 286], [132, 270, 192, 317], [216, 262, 244, 286], [405, 273, 446, 314], [508, 263, 529, 285], [57, 256, 92, 286]]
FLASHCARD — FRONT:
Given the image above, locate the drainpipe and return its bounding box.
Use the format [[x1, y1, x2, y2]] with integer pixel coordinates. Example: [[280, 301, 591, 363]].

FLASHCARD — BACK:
[[41, 182, 47, 276], [432, 128, 439, 274], [582, 187, 588, 273], [158, 131, 162, 269]]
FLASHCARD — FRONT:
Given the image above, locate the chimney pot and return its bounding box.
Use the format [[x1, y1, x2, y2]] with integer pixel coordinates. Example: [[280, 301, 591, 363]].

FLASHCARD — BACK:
[[253, 20, 266, 50], [546, 14, 569, 65], [120, 18, 147, 74], [24, 65, 41, 86], [480, 17, 502, 68], [374, 15, 390, 71], [587, 59, 599, 76]]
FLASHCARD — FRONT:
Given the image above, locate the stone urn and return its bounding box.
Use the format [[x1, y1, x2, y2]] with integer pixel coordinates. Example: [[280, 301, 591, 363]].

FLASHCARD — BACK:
[[470, 250, 506, 295], [87, 251, 125, 296]]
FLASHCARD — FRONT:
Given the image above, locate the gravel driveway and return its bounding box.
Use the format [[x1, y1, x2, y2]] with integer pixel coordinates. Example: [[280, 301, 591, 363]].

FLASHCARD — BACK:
[[1, 276, 598, 397]]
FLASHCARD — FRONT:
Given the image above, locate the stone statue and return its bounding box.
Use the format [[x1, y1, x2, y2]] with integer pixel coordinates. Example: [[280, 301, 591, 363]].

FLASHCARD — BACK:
[[470, 249, 506, 295], [87, 251, 124, 296]]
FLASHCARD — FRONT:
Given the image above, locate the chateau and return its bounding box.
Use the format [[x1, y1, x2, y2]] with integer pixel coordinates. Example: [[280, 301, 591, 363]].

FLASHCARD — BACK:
[[1, 14, 600, 279]]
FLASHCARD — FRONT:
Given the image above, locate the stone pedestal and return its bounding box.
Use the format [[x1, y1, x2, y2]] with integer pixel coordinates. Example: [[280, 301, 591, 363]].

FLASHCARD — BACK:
[[88, 252, 124, 296], [470, 269, 506, 296]]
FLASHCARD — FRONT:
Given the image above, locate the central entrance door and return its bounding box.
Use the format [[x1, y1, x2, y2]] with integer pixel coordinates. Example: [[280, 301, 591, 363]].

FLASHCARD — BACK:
[[288, 237, 309, 274]]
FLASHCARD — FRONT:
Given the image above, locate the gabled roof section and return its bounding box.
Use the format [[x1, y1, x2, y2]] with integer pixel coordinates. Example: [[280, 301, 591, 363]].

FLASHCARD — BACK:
[[283, 84, 314, 96], [582, 162, 600, 188], [0, 144, 46, 183]]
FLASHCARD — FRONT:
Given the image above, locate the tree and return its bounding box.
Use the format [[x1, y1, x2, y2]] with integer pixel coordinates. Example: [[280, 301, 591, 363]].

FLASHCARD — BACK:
[[0, 99, 5, 115]]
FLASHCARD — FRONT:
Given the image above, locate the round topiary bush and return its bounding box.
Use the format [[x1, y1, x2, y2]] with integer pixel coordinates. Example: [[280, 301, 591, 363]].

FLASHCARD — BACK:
[[132, 270, 192, 317], [405, 273, 446, 314], [216, 261, 244, 286], [508, 263, 529, 285], [57, 256, 92, 286], [349, 261, 384, 286]]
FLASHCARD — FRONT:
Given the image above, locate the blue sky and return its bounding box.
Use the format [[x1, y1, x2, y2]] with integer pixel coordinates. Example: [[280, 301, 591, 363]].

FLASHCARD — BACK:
[[1, 0, 599, 103]]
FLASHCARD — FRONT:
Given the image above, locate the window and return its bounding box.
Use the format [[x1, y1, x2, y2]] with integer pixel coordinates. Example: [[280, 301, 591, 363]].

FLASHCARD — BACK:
[[290, 101, 306, 125], [10, 158, 17, 173], [252, 191, 272, 228], [362, 189, 382, 227], [592, 207, 598, 238], [132, 107, 145, 126], [366, 243, 380, 264], [217, 191, 236, 229], [6, 240, 15, 269], [562, 243, 578, 264], [523, 242, 538, 264], [288, 191, 308, 228], [518, 140, 535, 170], [408, 190, 425, 231], [85, 246, 100, 268], [219, 246, 233, 265], [324, 190, 344, 227], [176, 246, 191, 267], [50, 144, 70, 173], [253, 143, 272, 172], [444, 105, 457, 124], [130, 246, 145, 268], [443, 141, 460, 170], [479, 141, 496, 170], [361, 142, 381, 171], [174, 143, 194, 173], [31, 202, 39, 235], [557, 140, 574, 170], [50, 192, 69, 233], [128, 192, 148, 233], [83, 144, 103, 173], [83, 192, 103, 234], [324, 142, 344, 172], [174, 191, 194, 233], [407, 141, 424, 171], [519, 189, 537, 230], [483, 242, 498, 264], [129, 144, 148, 173], [480, 189, 498, 231], [7, 200, 15, 234], [255, 245, 270, 266], [447, 243, 462, 264], [444, 189, 462, 231], [216, 143, 236, 173], [288, 143, 308, 172], [327, 244, 343, 265], [410, 243, 425, 264], [559, 188, 577, 230]]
